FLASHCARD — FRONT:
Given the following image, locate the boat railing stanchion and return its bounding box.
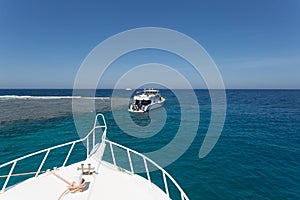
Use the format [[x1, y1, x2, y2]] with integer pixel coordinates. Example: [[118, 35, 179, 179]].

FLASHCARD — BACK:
[[109, 142, 116, 166], [181, 192, 185, 200], [127, 149, 134, 174], [1, 161, 17, 193], [35, 149, 50, 178], [143, 157, 151, 185], [162, 172, 169, 198], [86, 137, 89, 158], [62, 142, 75, 167], [92, 126, 95, 148]]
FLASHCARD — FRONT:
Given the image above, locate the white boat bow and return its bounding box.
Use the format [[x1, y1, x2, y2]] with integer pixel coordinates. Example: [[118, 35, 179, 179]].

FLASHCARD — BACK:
[[0, 114, 188, 200]]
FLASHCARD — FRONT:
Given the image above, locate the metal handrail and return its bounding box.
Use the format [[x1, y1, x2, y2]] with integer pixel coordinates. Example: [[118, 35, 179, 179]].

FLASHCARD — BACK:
[[104, 139, 189, 200], [0, 113, 106, 193], [0, 113, 189, 200]]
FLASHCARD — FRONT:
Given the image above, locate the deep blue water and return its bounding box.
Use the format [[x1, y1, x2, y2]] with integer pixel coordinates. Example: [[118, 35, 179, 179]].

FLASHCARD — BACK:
[[0, 89, 299, 199]]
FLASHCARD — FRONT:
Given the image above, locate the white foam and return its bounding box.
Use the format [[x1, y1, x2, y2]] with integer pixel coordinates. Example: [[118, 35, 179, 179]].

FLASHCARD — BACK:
[[0, 95, 110, 100]]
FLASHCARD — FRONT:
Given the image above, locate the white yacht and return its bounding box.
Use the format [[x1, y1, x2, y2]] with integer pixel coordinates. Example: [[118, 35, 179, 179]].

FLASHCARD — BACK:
[[128, 89, 166, 113], [0, 114, 188, 200]]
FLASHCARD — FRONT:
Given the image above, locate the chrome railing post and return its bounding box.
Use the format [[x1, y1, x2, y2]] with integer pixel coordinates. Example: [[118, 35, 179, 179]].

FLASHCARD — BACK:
[[35, 149, 50, 178], [93, 128, 95, 148], [1, 161, 17, 193], [86, 137, 89, 158], [143, 158, 151, 184], [163, 172, 169, 197], [62, 142, 75, 167], [127, 149, 134, 174], [109, 142, 116, 166]]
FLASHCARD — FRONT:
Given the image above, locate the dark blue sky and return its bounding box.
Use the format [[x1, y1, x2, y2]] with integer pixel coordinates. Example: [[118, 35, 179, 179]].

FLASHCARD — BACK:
[[0, 0, 299, 88]]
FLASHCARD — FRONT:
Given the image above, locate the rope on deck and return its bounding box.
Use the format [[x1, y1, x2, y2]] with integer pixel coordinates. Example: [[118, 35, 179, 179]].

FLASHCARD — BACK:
[[0, 170, 86, 200], [51, 171, 86, 200]]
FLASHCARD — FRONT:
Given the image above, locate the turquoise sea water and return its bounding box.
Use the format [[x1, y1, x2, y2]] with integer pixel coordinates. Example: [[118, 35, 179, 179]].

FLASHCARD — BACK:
[[0, 89, 299, 199]]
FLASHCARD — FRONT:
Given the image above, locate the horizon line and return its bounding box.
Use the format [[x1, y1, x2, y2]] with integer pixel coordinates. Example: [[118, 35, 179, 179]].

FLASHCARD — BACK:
[[0, 88, 299, 90]]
